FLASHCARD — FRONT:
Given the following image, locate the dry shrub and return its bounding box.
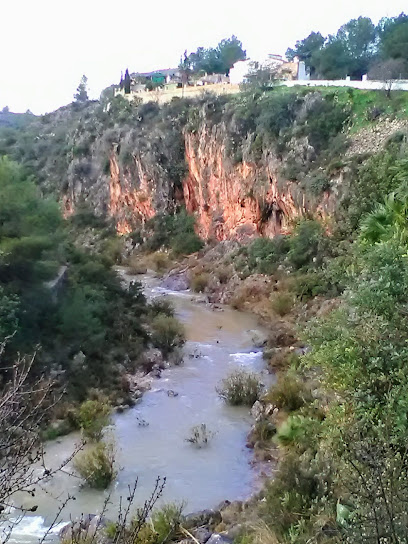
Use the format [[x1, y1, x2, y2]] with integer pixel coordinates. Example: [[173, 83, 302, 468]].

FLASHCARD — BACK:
[[266, 326, 297, 348], [190, 270, 210, 292], [264, 348, 299, 371], [251, 520, 280, 544], [127, 254, 148, 275], [216, 265, 233, 284], [143, 252, 172, 274]]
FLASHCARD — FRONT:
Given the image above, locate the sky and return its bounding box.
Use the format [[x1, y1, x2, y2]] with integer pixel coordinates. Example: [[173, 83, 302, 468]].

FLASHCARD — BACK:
[[1, 0, 407, 114]]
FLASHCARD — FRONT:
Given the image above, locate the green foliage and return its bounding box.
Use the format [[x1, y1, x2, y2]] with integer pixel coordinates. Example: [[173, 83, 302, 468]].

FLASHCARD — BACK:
[[216, 369, 263, 406], [150, 503, 184, 543], [145, 209, 202, 255], [265, 372, 311, 412], [74, 75, 89, 103], [288, 219, 328, 270], [246, 236, 290, 274], [76, 398, 111, 441], [74, 440, 116, 489], [286, 32, 325, 76], [151, 314, 185, 356], [184, 36, 246, 76], [339, 150, 408, 233], [275, 415, 320, 449], [270, 292, 294, 316], [0, 287, 19, 338]]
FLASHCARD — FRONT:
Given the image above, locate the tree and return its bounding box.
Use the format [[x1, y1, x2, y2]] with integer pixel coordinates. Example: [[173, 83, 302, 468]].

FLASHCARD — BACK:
[[178, 50, 192, 88], [378, 13, 408, 61], [74, 75, 89, 102], [124, 68, 131, 94], [368, 58, 408, 97], [184, 36, 246, 76], [312, 37, 351, 79], [217, 35, 246, 75], [286, 31, 325, 76]]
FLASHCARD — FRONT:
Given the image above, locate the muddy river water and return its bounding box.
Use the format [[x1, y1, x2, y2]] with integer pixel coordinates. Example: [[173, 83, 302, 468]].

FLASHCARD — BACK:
[[10, 271, 269, 543]]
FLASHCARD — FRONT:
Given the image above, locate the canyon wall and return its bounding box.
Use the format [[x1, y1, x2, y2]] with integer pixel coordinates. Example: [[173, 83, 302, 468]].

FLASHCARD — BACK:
[[94, 120, 338, 240]]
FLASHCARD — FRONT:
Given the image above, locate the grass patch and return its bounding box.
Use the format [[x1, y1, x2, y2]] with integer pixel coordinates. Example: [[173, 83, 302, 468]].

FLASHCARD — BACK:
[[217, 369, 263, 406]]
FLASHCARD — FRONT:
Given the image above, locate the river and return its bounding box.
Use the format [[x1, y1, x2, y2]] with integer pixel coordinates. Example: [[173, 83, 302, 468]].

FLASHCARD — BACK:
[[9, 271, 269, 543]]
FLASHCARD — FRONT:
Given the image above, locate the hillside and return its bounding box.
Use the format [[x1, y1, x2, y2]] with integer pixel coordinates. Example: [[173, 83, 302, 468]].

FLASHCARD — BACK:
[[1, 88, 407, 242]]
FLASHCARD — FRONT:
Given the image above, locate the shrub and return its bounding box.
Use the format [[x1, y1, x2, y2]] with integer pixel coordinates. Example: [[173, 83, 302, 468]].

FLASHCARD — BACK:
[[148, 298, 174, 318], [270, 292, 294, 316], [185, 424, 215, 447], [127, 255, 148, 275], [289, 271, 331, 300], [264, 372, 311, 412], [190, 271, 210, 292], [217, 369, 263, 406], [247, 236, 290, 275], [275, 415, 319, 449], [74, 440, 117, 489], [251, 419, 276, 443], [151, 314, 185, 356], [287, 220, 328, 270], [147, 252, 172, 274], [172, 232, 203, 256], [150, 503, 185, 543], [76, 398, 111, 441]]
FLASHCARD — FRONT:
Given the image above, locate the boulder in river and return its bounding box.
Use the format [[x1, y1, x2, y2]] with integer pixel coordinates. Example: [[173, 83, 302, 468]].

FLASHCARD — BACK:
[[161, 271, 189, 291], [206, 534, 233, 544], [247, 330, 267, 348], [193, 527, 212, 543], [183, 509, 222, 529]]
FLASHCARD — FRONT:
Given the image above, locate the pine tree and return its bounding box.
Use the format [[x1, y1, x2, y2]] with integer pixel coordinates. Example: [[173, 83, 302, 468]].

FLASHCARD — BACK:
[[74, 75, 89, 102]]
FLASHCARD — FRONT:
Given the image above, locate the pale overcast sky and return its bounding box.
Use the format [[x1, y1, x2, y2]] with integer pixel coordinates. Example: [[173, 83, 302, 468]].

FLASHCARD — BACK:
[[1, 0, 407, 114]]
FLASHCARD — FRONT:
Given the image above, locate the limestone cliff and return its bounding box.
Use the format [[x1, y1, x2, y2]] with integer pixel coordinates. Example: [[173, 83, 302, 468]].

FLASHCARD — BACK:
[[1, 92, 373, 240]]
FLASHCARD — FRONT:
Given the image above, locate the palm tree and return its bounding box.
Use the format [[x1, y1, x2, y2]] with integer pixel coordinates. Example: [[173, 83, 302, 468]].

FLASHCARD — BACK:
[[360, 191, 408, 245]]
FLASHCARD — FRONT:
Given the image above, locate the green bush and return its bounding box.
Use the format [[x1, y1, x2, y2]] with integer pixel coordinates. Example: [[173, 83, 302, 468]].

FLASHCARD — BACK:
[[145, 209, 202, 256], [151, 314, 185, 356], [247, 236, 290, 275], [287, 220, 328, 270], [172, 232, 203, 256], [76, 398, 111, 440], [265, 372, 311, 413], [150, 503, 185, 543], [216, 369, 263, 406], [74, 440, 117, 489], [270, 292, 294, 316]]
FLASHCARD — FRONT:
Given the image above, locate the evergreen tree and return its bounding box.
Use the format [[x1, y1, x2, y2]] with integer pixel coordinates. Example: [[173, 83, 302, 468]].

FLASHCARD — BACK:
[[74, 75, 89, 102], [124, 69, 131, 94]]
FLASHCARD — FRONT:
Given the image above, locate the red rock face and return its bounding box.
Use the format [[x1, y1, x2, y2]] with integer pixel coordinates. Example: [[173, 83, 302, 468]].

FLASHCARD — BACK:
[[108, 154, 156, 234], [182, 129, 333, 241], [63, 124, 336, 240]]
